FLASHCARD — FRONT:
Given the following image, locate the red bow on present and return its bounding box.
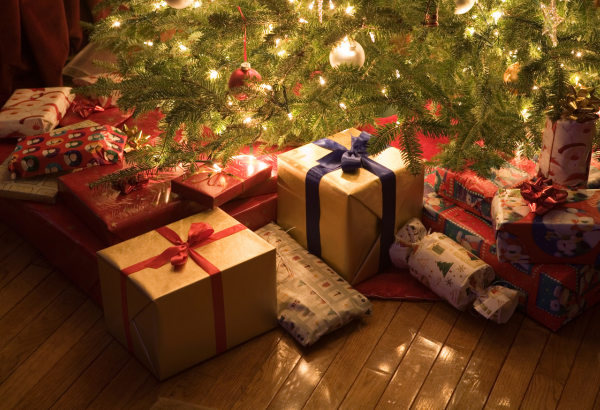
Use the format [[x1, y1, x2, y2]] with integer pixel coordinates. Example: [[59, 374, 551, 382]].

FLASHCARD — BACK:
[[72, 98, 104, 118], [123, 222, 245, 275], [520, 177, 568, 215]]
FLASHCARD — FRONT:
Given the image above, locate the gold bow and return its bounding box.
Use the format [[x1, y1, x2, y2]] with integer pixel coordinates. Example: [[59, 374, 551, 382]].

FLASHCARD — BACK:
[[123, 124, 151, 153], [559, 85, 600, 123]]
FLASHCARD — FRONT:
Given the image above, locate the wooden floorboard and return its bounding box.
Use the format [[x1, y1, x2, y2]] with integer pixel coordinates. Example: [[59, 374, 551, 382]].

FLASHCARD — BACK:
[[2, 230, 600, 410]]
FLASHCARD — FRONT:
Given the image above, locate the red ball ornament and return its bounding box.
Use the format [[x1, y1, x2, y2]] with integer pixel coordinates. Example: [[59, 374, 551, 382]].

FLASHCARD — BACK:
[[228, 62, 262, 101]]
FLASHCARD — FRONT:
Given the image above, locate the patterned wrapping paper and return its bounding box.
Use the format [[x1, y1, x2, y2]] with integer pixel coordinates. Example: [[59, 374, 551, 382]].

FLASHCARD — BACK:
[[278, 128, 424, 286], [171, 156, 272, 209], [587, 157, 600, 189], [255, 222, 373, 347], [7, 125, 127, 179], [537, 117, 596, 187], [73, 74, 121, 108], [390, 218, 518, 323], [57, 163, 207, 246], [492, 188, 600, 265], [98, 208, 278, 380], [0, 120, 99, 203], [434, 162, 534, 222], [0, 88, 75, 138], [422, 173, 600, 330]]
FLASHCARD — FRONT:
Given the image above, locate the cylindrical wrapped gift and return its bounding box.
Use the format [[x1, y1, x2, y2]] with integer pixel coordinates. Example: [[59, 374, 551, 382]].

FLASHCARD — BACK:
[[390, 218, 518, 323], [537, 117, 596, 187]]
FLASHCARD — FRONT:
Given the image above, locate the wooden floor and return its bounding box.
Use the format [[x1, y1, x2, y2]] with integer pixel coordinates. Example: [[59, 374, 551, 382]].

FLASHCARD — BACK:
[[1, 221, 600, 410]]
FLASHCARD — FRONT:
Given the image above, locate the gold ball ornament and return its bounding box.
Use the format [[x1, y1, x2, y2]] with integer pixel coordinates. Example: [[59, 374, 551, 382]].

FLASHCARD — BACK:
[[503, 62, 521, 83], [454, 0, 475, 15], [329, 38, 365, 68], [165, 0, 193, 9]]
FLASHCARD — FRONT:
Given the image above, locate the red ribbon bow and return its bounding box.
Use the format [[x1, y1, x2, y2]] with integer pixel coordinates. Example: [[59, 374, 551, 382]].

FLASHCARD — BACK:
[[72, 98, 104, 118], [520, 177, 568, 215]]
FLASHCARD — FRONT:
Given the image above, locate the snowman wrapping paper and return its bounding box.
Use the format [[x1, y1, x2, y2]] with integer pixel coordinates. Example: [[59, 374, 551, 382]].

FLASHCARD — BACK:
[[492, 188, 600, 265], [390, 218, 519, 323], [0, 88, 75, 138], [537, 118, 596, 188], [255, 223, 373, 347], [8, 124, 127, 179]]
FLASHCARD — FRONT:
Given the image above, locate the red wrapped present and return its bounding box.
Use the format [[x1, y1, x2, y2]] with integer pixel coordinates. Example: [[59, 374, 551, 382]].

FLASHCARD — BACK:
[[423, 174, 600, 330], [434, 161, 534, 222], [58, 100, 132, 128], [57, 164, 207, 246], [171, 156, 272, 208], [492, 188, 600, 265], [221, 193, 277, 231], [0, 197, 104, 305], [8, 125, 127, 179]]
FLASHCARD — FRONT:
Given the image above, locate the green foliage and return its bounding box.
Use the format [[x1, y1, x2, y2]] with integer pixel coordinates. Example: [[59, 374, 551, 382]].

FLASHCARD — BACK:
[[81, 0, 600, 185]]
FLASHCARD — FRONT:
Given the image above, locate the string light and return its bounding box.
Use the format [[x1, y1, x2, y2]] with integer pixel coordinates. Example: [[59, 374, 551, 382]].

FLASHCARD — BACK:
[[144, 41, 154, 46], [179, 44, 187, 51], [193, 1, 201, 7], [521, 108, 530, 119], [209, 70, 218, 79], [261, 84, 273, 90], [112, 21, 121, 27], [309, 1, 314, 9], [533, 85, 539, 90], [329, 0, 335, 9], [299, 18, 308, 23], [243, 117, 252, 124], [395, 70, 400, 78], [339, 102, 347, 109], [466, 27, 475, 35], [319, 76, 326, 85], [275, 38, 281, 46], [277, 50, 287, 56], [370, 32, 375, 42], [576, 52, 582, 57], [345, 5, 354, 15], [492, 10, 503, 23], [288, 112, 293, 120]]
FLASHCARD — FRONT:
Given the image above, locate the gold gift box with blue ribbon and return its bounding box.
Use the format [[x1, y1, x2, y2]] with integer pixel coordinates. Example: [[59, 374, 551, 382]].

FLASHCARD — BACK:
[[277, 128, 424, 285]]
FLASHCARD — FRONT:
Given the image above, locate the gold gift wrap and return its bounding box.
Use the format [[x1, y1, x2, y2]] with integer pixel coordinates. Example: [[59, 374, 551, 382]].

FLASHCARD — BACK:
[[98, 208, 277, 380], [277, 128, 424, 285]]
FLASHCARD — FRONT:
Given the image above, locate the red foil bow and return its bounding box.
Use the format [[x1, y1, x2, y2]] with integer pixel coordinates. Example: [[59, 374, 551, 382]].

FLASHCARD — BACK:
[[72, 98, 105, 118], [520, 177, 568, 215], [112, 177, 150, 195]]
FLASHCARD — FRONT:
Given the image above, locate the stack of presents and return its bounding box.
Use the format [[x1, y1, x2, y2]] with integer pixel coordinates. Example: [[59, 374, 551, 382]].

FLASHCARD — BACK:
[[1, 77, 599, 379]]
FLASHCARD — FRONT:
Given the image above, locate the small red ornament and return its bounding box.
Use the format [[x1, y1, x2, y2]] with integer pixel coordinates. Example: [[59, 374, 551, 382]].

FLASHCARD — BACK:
[[228, 62, 262, 101]]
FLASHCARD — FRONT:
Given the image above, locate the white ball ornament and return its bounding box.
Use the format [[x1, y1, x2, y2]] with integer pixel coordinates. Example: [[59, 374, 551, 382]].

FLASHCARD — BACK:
[[165, 0, 193, 9], [329, 38, 365, 69], [454, 0, 475, 15]]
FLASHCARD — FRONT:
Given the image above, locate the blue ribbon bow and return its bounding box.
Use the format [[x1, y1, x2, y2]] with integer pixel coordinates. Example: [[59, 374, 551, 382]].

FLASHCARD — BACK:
[[305, 131, 396, 271]]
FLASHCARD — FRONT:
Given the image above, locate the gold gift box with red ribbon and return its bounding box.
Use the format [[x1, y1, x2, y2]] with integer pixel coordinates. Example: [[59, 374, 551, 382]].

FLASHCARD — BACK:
[[98, 208, 277, 380]]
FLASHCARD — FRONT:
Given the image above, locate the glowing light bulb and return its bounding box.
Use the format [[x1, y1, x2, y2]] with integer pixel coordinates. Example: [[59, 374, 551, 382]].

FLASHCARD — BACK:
[[329, 0, 335, 9], [228, 101, 233, 106], [288, 112, 293, 120], [345, 5, 354, 15], [261, 84, 273, 90], [395, 70, 400, 78], [112, 21, 121, 27], [574, 76, 580, 84], [277, 50, 287, 56], [179, 44, 187, 51], [144, 41, 154, 46], [577, 52, 582, 57], [370, 32, 375, 42], [466, 27, 475, 35], [243, 117, 252, 124], [492, 10, 503, 23], [209, 70, 218, 79], [381, 88, 386, 94], [309, 1, 314, 9], [319, 76, 326, 85], [521, 108, 530, 119], [213, 163, 222, 172], [339, 102, 346, 109], [275, 38, 281, 46], [533, 86, 539, 90], [299, 18, 308, 23], [193, 1, 200, 7]]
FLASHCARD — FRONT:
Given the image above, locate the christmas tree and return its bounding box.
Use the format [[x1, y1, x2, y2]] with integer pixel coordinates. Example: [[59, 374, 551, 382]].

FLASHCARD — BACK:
[[81, 0, 600, 186]]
